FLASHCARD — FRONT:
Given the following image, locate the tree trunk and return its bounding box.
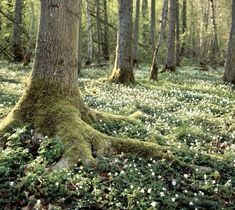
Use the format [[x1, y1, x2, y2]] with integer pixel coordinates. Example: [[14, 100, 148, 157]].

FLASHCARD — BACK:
[[133, 0, 140, 66], [102, 0, 109, 61], [164, 0, 176, 72], [23, 0, 36, 66], [96, 0, 101, 64], [149, 0, 169, 80], [224, 0, 235, 84], [175, 0, 180, 66], [0, 2, 2, 32], [142, 0, 149, 48], [150, 0, 156, 53], [109, 0, 134, 84], [180, 0, 187, 57], [77, 0, 82, 74], [12, 0, 23, 62], [86, 0, 93, 66], [210, 0, 219, 64]]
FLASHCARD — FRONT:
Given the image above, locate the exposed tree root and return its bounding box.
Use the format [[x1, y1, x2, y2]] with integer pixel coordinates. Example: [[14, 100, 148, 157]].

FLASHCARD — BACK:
[[0, 80, 220, 173]]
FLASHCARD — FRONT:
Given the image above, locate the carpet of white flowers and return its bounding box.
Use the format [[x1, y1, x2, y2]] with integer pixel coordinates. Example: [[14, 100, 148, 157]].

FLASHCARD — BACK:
[[0, 62, 235, 209]]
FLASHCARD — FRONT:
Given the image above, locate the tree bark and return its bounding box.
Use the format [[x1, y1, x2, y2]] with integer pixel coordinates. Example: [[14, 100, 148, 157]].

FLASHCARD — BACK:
[[96, 0, 101, 64], [164, 0, 176, 72], [142, 0, 149, 48], [150, 0, 156, 53], [109, 0, 134, 84], [180, 0, 187, 57], [12, 0, 23, 62], [23, 0, 36, 66], [149, 0, 169, 80], [77, 0, 82, 74], [102, 0, 109, 61], [175, 0, 181, 66], [86, 0, 93, 65], [133, 0, 140, 66], [210, 0, 219, 63], [224, 0, 235, 84]]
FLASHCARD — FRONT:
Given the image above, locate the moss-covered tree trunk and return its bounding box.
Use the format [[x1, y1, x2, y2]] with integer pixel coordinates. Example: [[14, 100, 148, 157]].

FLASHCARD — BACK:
[[1, 0, 184, 169], [109, 0, 134, 84], [224, 0, 235, 84]]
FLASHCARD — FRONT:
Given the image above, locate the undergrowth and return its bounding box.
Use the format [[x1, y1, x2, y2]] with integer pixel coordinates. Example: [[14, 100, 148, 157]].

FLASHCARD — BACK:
[[0, 62, 235, 209]]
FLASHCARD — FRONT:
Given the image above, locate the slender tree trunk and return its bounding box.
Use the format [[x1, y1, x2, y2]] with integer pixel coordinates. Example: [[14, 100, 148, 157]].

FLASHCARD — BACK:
[[12, 0, 23, 62], [86, 0, 93, 65], [142, 0, 149, 47], [210, 0, 219, 63], [23, 0, 36, 66], [96, 0, 101, 64], [109, 0, 134, 84], [175, 0, 180, 66], [133, 0, 140, 66], [180, 0, 187, 57], [149, 0, 169, 80], [77, 0, 82, 74], [164, 0, 176, 72], [102, 0, 109, 61], [224, 0, 235, 84], [150, 0, 156, 53], [0, 2, 2, 32]]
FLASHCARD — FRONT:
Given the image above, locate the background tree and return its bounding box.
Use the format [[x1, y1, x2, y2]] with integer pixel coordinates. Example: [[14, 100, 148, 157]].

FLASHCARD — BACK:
[[102, 0, 109, 61], [109, 0, 134, 84], [133, 0, 140, 66], [78, 0, 83, 74], [12, 0, 23, 62], [224, 0, 235, 84], [150, 0, 156, 53], [164, 0, 176, 72], [150, 0, 168, 80]]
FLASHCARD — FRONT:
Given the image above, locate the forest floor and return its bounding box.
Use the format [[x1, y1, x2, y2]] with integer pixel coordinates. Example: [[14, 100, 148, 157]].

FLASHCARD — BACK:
[[0, 61, 235, 210]]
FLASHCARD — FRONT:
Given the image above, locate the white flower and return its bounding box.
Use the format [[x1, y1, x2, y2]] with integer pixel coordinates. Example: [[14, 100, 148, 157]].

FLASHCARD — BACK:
[[189, 201, 194, 206], [151, 201, 157, 207], [171, 197, 176, 202], [147, 188, 152, 193], [9, 182, 14, 186], [140, 188, 145, 193], [172, 180, 177, 186], [160, 192, 165, 197], [184, 174, 189, 178]]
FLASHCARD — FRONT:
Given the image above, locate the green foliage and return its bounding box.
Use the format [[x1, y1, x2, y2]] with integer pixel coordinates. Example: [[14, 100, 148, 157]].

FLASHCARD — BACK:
[[0, 63, 235, 209]]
